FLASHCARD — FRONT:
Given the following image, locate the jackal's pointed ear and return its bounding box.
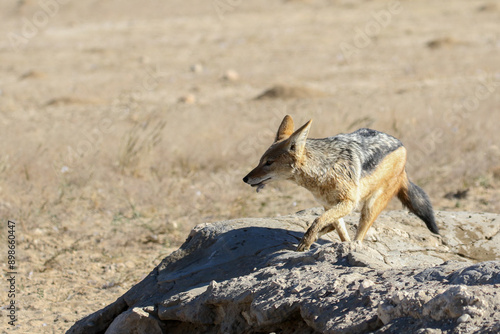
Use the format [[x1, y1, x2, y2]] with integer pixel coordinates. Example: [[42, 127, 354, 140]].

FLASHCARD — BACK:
[[275, 115, 294, 142], [288, 119, 312, 155]]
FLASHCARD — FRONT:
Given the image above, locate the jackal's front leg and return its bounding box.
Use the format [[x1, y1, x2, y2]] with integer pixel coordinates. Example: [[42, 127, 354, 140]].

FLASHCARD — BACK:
[[296, 201, 354, 251]]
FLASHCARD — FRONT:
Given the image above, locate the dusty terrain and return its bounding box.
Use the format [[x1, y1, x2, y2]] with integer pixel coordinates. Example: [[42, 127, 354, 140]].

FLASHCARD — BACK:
[[0, 0, 499, 333]]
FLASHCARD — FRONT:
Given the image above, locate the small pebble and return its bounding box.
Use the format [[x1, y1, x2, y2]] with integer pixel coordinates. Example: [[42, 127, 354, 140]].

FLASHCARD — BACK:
[[222, 69, 239, 81], [178, 94, 196, 104], [190, 63, 203, 73], [359, 279, 375, 293], [457, 313, 471, 323]]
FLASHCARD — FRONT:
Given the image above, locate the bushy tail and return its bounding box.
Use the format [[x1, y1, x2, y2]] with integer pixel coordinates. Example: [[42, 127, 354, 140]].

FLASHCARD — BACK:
[[397, 173, 439, 234]]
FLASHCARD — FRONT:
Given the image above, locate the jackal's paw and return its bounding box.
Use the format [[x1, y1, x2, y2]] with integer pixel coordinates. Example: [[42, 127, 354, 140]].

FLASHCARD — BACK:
[[296, 239, 312, 252], [353, 240, 363, 247], [349, 240, 364, 251]]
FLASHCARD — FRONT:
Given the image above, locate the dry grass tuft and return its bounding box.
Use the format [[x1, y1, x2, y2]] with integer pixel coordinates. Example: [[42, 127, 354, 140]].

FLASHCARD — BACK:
[[118, 117, 166, 175]]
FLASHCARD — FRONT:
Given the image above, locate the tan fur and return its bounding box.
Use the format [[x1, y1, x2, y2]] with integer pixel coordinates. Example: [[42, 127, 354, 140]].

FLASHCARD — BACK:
[[355, 146, 407, 241]]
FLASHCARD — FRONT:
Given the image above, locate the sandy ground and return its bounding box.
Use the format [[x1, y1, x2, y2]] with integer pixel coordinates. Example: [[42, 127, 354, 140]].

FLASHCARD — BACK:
[[0, 0, 499, 333]]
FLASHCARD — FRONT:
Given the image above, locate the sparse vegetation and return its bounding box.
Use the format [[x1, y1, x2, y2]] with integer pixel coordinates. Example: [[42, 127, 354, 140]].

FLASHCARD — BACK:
[[118, 116, 166, 175]]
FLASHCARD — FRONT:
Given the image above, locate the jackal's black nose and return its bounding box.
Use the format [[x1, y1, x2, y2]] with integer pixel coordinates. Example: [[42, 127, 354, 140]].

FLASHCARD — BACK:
[[243, 176, 249, 183]]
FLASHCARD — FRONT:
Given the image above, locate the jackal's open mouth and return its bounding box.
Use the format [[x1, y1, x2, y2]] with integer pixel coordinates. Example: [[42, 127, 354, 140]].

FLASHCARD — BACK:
[[250, 178, 271, 193]]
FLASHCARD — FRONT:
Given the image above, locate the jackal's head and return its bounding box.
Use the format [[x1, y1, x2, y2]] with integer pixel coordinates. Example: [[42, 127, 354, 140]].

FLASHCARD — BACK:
[[243, 115, 312, 192]]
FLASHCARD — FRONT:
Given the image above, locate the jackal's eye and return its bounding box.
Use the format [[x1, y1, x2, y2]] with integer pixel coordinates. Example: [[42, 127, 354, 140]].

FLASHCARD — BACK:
[[264, 160, 274, 166], [290, 144, 296, 151]]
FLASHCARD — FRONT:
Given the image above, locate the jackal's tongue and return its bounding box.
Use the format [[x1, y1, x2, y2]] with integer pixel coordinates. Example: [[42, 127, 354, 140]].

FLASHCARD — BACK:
[[256, 184, 266, 193]]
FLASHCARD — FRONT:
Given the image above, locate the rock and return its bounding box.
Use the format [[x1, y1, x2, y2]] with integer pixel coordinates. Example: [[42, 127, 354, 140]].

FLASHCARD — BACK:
[[426, 37, 457, 49], [254, 84, 327, 100], [19, 70, 46, 80], [477, 3, 497, 12], [448, 261, 500, 285], [67, 209, 500, 334], [457, 313, 471, 324], [177, 93, 196, 104], [67, 296, 128, 334], [190, 63, 203, 73], [222, 69, 239, 81], [105, 307, 163, 334]]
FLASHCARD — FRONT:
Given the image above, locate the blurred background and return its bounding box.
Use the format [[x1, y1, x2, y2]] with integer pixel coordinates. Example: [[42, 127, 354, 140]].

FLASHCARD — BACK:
[[0, 0, 499, 331]]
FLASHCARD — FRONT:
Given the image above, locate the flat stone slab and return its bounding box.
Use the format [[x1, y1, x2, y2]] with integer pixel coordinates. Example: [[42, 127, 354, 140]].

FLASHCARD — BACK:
[[67, 209, 500, 334]]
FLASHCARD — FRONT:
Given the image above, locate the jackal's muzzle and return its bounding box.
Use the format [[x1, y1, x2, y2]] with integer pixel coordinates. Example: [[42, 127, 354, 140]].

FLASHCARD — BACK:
[[242, 175, 269, 193]]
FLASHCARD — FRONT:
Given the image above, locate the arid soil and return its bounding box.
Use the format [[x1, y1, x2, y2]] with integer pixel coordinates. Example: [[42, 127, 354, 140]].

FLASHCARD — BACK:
[[0, 0, 499, 333]]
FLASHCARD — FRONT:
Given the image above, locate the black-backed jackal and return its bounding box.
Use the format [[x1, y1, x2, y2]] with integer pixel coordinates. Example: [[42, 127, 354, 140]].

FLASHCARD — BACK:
[[243, 115, 439, 251]]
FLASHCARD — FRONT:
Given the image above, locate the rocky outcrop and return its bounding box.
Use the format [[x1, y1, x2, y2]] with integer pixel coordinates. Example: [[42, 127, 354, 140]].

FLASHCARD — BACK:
[[67, 209, 500, 334]]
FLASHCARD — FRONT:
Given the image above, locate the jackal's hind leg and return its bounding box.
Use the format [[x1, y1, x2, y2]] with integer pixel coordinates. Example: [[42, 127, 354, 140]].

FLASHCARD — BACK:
[[355, 192, 393, 242]]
